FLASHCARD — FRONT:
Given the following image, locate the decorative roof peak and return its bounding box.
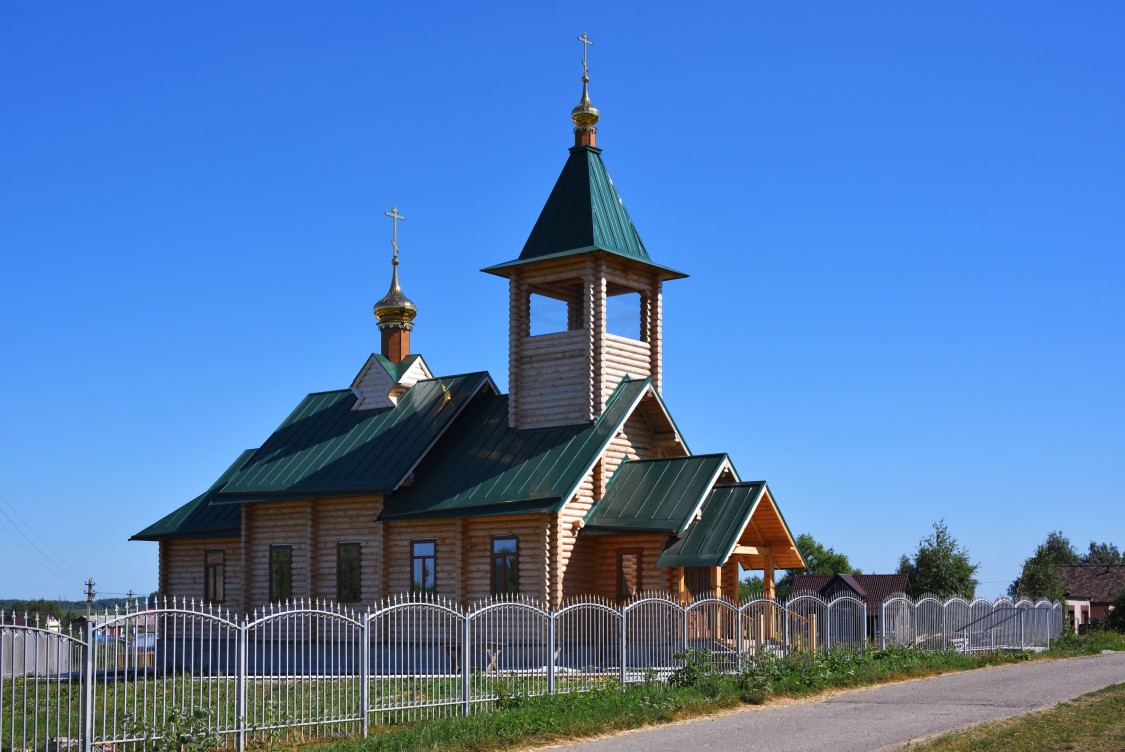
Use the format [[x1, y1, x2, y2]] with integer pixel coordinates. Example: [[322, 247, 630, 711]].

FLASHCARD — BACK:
[[571, 33, 599, 147]]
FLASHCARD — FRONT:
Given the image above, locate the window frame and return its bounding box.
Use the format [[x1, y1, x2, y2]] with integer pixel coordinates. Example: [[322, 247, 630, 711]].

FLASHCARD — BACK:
[[268, 545, 293, 603], [410, 539, 437, 595], [204, 549, 225, 603], [617, 548, 643, 601], [336, 542, 362, 603], [490, 536, 519, 595]]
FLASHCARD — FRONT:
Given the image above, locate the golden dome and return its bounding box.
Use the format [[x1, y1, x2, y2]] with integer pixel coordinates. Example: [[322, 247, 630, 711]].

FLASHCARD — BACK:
[[373, 258, 417, 328], [571, 75, 600, 128]]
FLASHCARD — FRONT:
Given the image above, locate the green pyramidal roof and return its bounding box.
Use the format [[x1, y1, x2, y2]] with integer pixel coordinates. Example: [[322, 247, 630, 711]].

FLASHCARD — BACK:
[[482, 146, 686, 279]]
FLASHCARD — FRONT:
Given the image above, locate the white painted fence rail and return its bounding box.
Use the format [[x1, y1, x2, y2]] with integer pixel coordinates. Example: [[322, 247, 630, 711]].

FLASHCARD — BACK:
[[0, 593, 1062, 752]]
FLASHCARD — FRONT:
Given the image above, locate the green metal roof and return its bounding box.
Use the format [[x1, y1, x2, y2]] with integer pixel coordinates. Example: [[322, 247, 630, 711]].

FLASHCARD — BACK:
[[584, 455, 732, 533], [481, 146, 686, 280], [215, 372, 494, 501], [380, 377, 652, 521], [130, 450, 256, 541], [656, 482, 767, 568]]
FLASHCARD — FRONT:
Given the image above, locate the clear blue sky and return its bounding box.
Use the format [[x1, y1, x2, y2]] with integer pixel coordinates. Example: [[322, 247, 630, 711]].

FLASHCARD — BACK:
[[2, 3, 1122, 601]]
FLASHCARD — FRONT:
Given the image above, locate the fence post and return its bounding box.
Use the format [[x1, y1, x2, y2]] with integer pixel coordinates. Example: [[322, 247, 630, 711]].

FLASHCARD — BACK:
[[736, 606, 744, 671], [879, 601, 885, 651], [942, 601, 947, 651], [82, 622, 94, 752], [461, 612, 471, 716], [825, 603, 831, 652], [360, 614, 370, 737], [912, 599, 918, 647], [681, 602, 688, 658], [236, 619, 247, 752], [782, 600, 789, 656], [546, 611, 555, 695], [619, 605, 627, 687], [1020, 610, 1025, 651], [861, 602, 868, 652]]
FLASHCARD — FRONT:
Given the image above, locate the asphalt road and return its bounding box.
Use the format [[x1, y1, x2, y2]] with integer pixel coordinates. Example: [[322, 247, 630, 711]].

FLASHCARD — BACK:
[[549, 651, 1125, 752]]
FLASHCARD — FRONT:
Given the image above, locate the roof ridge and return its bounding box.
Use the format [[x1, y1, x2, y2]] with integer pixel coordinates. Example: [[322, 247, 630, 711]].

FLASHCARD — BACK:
[[619, 453, 728, 465], [414, 370, 492, 383]]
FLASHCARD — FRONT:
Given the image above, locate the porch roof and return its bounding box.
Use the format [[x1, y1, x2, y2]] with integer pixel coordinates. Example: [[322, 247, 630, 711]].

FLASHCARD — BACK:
[[656, 482, 803, 569], [584, 454, 733, 533]]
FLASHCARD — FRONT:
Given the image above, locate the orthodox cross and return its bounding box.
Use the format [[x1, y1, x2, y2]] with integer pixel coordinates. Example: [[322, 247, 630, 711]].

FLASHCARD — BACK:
[[578, 33, 592, 79], [384, 205, 405, 260]]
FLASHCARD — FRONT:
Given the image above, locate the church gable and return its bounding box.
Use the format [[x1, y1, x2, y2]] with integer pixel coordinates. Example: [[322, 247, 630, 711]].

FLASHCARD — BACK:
[[351, 353, 434, 410]]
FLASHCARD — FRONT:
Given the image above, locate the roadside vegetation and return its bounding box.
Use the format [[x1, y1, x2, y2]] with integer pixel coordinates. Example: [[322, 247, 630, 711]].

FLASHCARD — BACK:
[[899, 682, 1125, 751], [310, 631, 1125, 752]]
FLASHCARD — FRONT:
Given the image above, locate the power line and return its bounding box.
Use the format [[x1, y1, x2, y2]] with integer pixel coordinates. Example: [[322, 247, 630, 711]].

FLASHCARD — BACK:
[[0, 513, 81, 591], [0, 490, 85, 581]]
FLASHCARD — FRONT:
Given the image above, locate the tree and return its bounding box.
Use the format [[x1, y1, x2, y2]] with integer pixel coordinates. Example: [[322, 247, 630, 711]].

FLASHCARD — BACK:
[[738, 575, 763, 602], [897, 519, 979, 599], [1013, 544, 1065, 602], [1081, 541, 1123, 565], [775, 533, 861, 598], [1010, 531, 1081, 602], [1042, 531, 1079, 566], [1107, 589, 1125, 632]]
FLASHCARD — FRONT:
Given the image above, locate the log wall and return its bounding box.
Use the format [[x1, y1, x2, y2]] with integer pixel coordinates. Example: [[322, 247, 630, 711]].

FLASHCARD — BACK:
[[601, 333, 651, 405], [310, 497, 384, 603], [382, 518, 462, 602], [513, 330, 591, 428], [461, 514, 550, 604], [562, 533, 675, 602], [243, 500, 316, 606], [160, 536, 243, 607]]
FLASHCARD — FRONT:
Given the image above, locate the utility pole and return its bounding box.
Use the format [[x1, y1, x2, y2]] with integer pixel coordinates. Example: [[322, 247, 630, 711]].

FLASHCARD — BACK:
[[85, 578, 96, 618]]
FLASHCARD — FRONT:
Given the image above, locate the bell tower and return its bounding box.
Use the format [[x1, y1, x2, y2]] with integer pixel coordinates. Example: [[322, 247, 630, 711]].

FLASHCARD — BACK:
[[483, 36, 686, 430]]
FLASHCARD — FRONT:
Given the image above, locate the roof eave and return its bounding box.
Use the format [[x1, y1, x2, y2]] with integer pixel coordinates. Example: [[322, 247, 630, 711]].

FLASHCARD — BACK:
[[481, 249, 688, 281]]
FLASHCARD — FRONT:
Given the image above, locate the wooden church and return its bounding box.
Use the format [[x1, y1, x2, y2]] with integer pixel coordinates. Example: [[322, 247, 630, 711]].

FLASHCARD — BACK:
[[133, 52, 804, 611]]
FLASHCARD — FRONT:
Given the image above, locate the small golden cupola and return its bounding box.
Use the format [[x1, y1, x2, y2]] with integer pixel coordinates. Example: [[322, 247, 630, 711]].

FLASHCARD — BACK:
[[373, 205, 417, 364], [571, 32, 600, 148]]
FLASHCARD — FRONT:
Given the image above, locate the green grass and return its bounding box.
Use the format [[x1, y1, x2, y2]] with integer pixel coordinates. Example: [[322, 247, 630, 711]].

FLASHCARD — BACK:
[[899, 683, 1125, 751]]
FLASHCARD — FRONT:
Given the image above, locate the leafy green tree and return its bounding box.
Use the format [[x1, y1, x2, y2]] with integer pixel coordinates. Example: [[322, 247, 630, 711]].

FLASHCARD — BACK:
[[775, 533, 861, 598], [897, 520, 979, 599], [738, 575, 763, 602], [1081, 541, 1123, 565], [1013, 544, 1065, 602], [1010, 531, 1081, 602], [1107, 589, 1125, 632], [1042, 531, 1079, 566]]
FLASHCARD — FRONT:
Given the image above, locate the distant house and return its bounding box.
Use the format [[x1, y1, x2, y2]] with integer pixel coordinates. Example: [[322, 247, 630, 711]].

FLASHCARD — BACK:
[[1057, 565, 1125, 632], [131, 68, 806, 611], [790, 573, 910, 638]]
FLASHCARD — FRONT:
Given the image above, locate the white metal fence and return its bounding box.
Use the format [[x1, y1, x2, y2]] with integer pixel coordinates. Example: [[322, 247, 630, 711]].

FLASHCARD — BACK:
[[1, 592, 1062, 752]]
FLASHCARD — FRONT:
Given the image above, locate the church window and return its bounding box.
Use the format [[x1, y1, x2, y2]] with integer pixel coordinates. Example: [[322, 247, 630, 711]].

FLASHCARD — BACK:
[[204, 549, 225, 603], [618, 549, 641, 601], [491, 537, 519, 595], [337, 543, 362, 602], [269, 545, 293, 603], [411, 540, 436, 594]]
